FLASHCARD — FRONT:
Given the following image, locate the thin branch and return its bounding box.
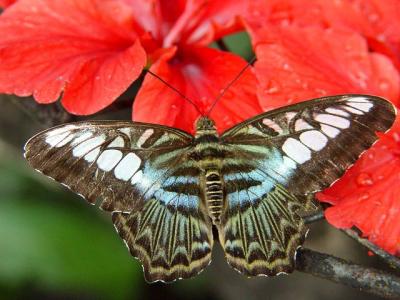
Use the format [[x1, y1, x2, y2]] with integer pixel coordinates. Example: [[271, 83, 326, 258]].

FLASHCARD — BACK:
[[343, 228, 400, 270], [296, 248, 400, 299], [303, 210, 325, 224], [11, 97, 76, 128]]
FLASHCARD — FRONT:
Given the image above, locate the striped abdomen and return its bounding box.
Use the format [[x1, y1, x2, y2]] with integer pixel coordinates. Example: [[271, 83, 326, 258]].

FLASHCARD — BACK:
[[205, 170, 224, 224]]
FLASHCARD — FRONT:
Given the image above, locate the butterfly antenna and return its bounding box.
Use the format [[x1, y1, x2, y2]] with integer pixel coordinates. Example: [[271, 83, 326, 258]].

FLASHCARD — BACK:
[[205, 56, 257, 117], [146, 69, 203, 116]]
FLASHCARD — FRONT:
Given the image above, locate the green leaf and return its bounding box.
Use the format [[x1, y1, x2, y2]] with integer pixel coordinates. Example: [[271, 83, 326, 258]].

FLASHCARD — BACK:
[[0, 159, 142, 299]]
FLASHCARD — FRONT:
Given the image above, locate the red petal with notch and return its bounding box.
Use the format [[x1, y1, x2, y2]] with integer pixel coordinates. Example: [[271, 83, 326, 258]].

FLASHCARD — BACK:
[[250, 26, 400, 111], [246, 0, 400, 71], [121, 0, 187, 42], [322, 0, 400, 71], [0, 0, 146, 114], [0, 0, 15, 8], [179, 0, 247, 45], [318, 116, 400, 256], [124, 0, 246, 47], [133, 46, 261, 134]]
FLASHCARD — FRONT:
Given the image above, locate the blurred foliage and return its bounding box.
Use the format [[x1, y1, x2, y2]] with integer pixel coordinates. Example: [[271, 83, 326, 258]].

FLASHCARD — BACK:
[[0, 150, 142, 299], [210, 31, 254, 60]]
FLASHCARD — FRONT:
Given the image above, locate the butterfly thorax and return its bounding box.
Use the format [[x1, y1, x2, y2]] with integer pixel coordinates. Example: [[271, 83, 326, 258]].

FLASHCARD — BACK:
[[193, 117, 225, 224]]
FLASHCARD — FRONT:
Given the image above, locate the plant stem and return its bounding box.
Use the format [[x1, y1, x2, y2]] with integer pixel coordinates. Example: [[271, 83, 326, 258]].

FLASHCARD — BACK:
[[296, 248, 400, 299], [343, 229, 400, 270]]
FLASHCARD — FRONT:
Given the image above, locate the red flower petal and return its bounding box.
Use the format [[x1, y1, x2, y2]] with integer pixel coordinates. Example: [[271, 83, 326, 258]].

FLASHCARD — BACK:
[[246, 0, 400, 71], [322, 0, 400, 71], [0, 0, 146, 114], [124, 0, 245, 47], [250, 26, 400, 111], [122, 0, 187, 42], [318, 116, 400, 256], [133, 46, 261, 133], [0, 0, 15, 8], [180, 0, 246, 45]]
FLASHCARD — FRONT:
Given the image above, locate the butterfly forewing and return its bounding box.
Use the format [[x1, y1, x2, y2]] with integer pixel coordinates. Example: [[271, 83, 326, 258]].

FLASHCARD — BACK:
[[222, 95, 396, 196], [218, 95, 396, 276], [24, 121, 213, 282]]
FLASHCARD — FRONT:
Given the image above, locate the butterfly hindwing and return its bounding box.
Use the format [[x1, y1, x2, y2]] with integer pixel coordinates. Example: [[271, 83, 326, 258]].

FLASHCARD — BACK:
[[218, 95, 396, 276], [113, 198, 213, 282], [24, 121, 214, 282], [218, 184, 306, 276]]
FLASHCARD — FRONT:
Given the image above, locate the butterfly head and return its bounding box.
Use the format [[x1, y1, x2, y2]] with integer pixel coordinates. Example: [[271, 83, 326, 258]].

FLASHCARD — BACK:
[[195, 116, 218, 140], [195, 116, 216, 131]]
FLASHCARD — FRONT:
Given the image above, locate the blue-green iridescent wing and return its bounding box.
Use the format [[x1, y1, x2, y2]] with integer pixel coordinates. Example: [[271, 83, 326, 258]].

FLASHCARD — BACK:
[[219, 95, 396, 276], [24, 121, 213, 282]]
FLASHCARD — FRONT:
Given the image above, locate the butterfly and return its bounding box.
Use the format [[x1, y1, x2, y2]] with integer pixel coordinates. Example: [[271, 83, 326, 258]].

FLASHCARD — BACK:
[[24, 94, 396, 282]]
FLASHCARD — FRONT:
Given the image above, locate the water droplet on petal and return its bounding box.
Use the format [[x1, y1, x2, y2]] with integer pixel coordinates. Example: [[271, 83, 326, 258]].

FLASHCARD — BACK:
[[358, 191, 370, 201], [222, 90, 234, 100], [357, 173, 374, 187], [283, 63, 290, 70], [265, 87, 280, 94], [367, 152, 375, 160], [368, 13, 379, 23], [314, 88, 327, 95], [379, 80, 390, 91]]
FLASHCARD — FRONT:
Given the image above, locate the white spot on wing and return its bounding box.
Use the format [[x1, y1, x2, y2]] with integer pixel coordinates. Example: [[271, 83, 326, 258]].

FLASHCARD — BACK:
[[73, 136, 105, 157], [341, 105, 363, 115], [282, 138, 311, 164], [300, 130, 328, 151], [346, 101, 373, 112], [47, 132, 75, 147], [285, 112, 297, 122], [118, 128, 131, 136], [325, 107, 350, 117], [71, 131, 93, 146], [97, 150, 123, 171], [262, 118, 283, 134], [137, 129, 154, 147], [320, 124, 340, 138], [295, 119, 313, 131], [283, 156, 297, 169], [315, 114, 350, 129], [114, 153, 141, 181], [348, 96, 370, 103], [84, 148, 100, 162], [46, 125, 76, 138], [108, 136, 124, 148], [131, 170, 143, 185]]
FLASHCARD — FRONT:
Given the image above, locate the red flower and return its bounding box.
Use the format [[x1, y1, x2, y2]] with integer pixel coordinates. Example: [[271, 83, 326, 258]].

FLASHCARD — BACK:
[[244, 1, 400, 255], [0, 0, 146, 114], [126, 0, 261, 133], [0, 0, 15, 8], [249, 25, 400, 111], [318, 116, 400, 255], [0, 0, 261, 133], [246, 0, 400, 71]]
